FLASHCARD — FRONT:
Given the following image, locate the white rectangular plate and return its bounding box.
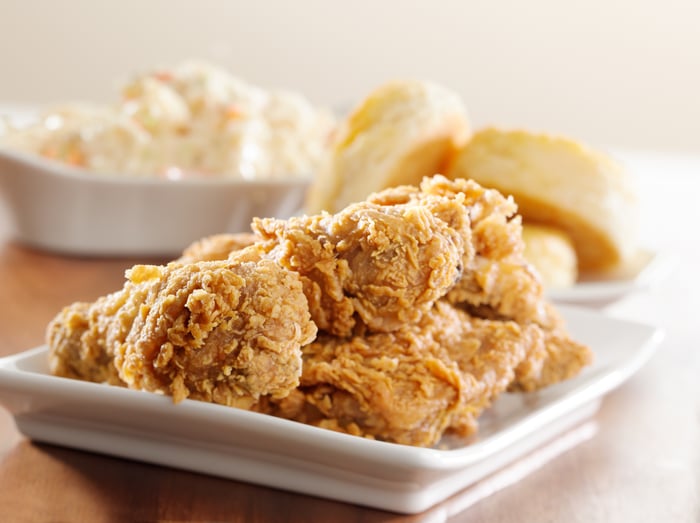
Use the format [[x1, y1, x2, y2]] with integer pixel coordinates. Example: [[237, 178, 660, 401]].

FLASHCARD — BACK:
[[0, 305, 663, 514]]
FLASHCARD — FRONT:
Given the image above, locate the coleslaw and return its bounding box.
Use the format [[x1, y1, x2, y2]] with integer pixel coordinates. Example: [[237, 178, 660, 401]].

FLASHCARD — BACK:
[[0, 62, 336, 180]]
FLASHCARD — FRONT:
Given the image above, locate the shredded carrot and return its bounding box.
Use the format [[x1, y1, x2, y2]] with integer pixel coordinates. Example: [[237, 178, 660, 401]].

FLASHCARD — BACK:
[[155, 71, 173, 82], [66, 149, 86, 166], [40, 146, 57, 159], [225, 104, 243, 120]]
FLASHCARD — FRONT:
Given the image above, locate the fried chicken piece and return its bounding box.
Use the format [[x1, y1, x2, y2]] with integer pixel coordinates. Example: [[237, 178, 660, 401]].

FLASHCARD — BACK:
[[450, 299, 592, 391], [424, 302, 544, 436], [47, 301, 121, 385], [47, 272, 157, 386], [252, 197, 467, 337], [111, 256, 317, 407], [260, 302, 547, 446], [177, 232, 259, 263], [367, 176, 592, 390], [508, 304, 593, 391], [367, 175, 546, 326], [48, 252, 317, 408], [259, 314, 465, 447]]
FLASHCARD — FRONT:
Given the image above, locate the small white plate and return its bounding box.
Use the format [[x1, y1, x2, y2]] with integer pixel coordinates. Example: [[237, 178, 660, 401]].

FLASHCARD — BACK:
[[547, 249, 675, 306], [0, 305, 663, 514]]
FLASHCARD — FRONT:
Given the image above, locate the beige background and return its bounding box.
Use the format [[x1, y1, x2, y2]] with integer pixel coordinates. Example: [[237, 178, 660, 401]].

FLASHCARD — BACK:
[[1, 0, 698, 152]]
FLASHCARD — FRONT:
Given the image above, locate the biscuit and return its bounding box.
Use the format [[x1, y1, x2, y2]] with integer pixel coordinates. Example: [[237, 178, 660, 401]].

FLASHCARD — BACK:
[[522, 224, 578, 288], [306, 80, 470, 213], [447, 128, 638, 272]]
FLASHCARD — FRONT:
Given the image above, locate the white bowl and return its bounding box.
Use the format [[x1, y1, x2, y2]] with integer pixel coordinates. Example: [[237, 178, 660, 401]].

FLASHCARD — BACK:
[[0, 148, 310, 257]]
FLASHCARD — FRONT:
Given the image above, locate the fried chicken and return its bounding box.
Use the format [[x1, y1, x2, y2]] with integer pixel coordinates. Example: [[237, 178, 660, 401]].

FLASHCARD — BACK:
[[409, 302, 541, 437], [177, 180, 580, 397], [508, 304, 593, 391], [367, 175, 592, 390], [48, 301, 122, 385], [47, 172, 593, 448], [260, 301, 548, 446], [117, 257, 317, 406], [258, 306, 465, 447], [47, 271, 158, 386], [252, 197, 468, 337], [367, 175, 546, 325], [48, 252, 317, 407]]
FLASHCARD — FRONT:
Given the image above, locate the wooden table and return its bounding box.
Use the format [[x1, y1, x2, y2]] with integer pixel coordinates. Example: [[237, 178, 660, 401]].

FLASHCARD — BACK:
[[0, 151, 698, 522]]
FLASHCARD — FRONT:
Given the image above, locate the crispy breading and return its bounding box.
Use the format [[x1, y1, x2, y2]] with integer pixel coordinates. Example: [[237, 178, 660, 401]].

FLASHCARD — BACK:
[[48, 254, 317, 407], [366, 176, 591, 391], [253, 197, 468, 337], [367, 175, 546, 325], [115, 257, 316, 407], [508, 304, 593, 391], [47, 273, 157, 386], [47, 173, 593, 448], [47, 301, 121, 385], [259, 308, 465, 447], [260, 302, 551, 447], [420, 302, 544, 437]]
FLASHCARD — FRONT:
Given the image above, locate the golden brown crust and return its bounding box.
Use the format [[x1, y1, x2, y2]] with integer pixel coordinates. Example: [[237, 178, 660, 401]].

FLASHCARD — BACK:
[[112, 258, 317, 406], [271, 325, 464, 447], [260, 302, 560, 447], [508, 304, 594, 392], [253, 193, 468, 337], [48, 256, 317, 407], [419, 302, 542, 438], [368, 175, 547, 325], [46, 275, 157, 387], [377, 177, 591, 394], [47, 301, 123, 385]]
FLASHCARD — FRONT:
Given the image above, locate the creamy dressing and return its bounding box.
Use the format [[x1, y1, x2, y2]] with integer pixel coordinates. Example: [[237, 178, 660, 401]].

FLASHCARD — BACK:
[[1, 62, 336, 180]]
